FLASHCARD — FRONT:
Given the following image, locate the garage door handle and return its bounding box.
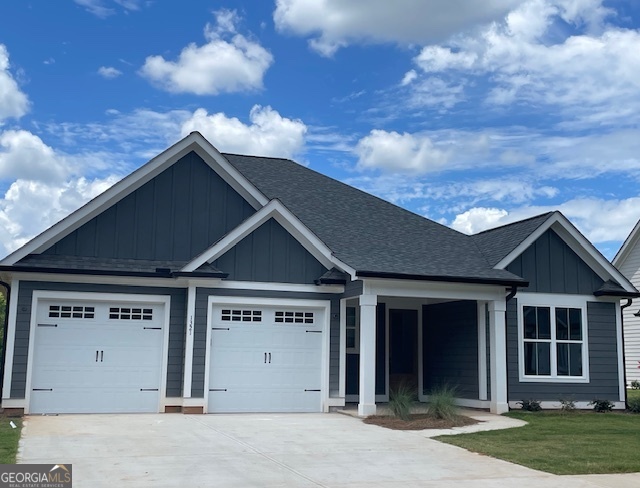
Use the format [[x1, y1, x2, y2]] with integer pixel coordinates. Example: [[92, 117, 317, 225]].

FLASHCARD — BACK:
[[100, 350, 104, 362], [264, 352, 267, 363], [269, 352, 271, 364], [96, 350, 99, 362]]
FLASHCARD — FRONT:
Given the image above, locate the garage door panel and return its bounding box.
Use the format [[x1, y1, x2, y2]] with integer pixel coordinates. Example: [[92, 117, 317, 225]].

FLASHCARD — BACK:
[[208, 303, 325, 413], [31, 298, 165, 414]]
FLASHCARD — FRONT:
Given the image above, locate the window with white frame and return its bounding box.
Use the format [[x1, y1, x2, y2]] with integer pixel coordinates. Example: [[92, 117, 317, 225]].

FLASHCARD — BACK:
[[519, 296, 588, 382], [346, 306, 359, 352]]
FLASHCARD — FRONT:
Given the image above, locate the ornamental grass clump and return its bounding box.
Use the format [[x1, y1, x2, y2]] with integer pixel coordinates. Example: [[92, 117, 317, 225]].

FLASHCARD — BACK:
[[389, 383, 416, 421], [427, 384, 458, 421]]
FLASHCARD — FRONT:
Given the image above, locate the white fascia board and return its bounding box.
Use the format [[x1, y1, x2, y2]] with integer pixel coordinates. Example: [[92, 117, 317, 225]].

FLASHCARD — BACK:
[[495, 212, 637, 293], [363, 277, 506, 302], [182, 199, 356, 278], [0, 132, 268, 266], [613, 219, 640, 267]]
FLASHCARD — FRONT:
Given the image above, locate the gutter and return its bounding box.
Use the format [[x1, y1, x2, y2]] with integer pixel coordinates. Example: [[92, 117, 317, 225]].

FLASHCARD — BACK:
[[0, 280, 10, 400], [0, 266, 228, 280], [356, 270, 528, 288], [621, 298, 633, 408]]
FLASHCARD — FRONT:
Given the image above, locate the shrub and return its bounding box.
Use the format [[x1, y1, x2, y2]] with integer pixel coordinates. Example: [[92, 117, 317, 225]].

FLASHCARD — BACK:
[[389, 383, 416, 421], [559, 399, 576, 412], [518, 399, 542, 412], [628, 397, 640, 413], [631, 380, 640, 390], [427, 384, 458, 420], [589, 399, 614, 412]]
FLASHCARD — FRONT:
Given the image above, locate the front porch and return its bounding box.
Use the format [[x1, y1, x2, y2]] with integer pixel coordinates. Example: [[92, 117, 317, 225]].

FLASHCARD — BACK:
[[339, 279, 509, 416]]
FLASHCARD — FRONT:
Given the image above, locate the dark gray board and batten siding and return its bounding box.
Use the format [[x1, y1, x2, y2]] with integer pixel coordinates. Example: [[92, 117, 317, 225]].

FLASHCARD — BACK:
[[506, 229, 603, 294], [192, 288, 341, 398], [42, 151, 255, 262], [213, 218, 327, 284], [10, 281, 186, 399]]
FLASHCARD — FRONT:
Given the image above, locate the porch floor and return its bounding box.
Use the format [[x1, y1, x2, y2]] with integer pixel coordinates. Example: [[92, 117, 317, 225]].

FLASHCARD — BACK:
[[337, 404, 527, 438]]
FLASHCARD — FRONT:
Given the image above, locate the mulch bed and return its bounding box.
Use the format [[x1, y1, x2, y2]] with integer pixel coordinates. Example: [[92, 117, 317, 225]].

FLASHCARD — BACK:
[[363, 414, 479, 430]]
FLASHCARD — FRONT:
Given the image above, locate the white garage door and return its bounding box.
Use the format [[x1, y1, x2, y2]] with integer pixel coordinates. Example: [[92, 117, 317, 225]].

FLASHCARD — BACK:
[[208, 303, 324, 413], [30, 298, 165, 414]]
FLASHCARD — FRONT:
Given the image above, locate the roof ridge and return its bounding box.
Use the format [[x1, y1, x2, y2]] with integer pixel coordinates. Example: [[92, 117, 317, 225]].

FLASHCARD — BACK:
[[221, 152, 294, 162], [473, 211, 555, 236]]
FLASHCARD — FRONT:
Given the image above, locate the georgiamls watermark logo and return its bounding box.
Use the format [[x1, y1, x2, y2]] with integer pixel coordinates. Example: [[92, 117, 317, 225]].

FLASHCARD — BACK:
[[0, 464, 72, 487]]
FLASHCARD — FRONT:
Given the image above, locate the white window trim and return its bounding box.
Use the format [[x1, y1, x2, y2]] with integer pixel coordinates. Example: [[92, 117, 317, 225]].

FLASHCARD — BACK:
[[517, 293, 590, 383], [346, 304, 360, 354]]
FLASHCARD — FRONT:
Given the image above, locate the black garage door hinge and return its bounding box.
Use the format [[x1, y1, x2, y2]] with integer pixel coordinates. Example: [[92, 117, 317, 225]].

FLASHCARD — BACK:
[[32, 388, 53, 391], [209, 388, 227, 392], [211, 327, 230, 331], [305, 330, 321, 333], [304, 389, 321, 392], [143, 327, 162, 330], [37, 324, 58, 327], [140, 388, 159, 392]]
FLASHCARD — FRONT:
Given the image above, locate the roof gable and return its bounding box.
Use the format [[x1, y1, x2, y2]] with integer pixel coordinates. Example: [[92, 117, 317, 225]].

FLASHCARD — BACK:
[[213, 217, 328, 284], [476, 211, 637, 294], [613, 218, 640, 267], [38, 151, 255, 263], [1, 132, 268, 266]]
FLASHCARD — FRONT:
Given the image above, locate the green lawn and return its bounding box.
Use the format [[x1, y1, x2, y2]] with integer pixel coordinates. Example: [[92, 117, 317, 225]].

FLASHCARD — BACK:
[[628, 389, 640, 400], [0, 416, 22, 464], [437, 411, 640, 475]]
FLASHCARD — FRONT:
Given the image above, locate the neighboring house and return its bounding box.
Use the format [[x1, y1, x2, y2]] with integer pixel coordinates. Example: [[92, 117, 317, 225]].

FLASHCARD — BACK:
[[0, 132, 636, 416], [613, 220, 640, 386]]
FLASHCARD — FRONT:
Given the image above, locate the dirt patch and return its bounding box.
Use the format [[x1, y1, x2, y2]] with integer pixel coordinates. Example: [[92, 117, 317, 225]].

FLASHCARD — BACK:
[[364, 414, 479, 430]]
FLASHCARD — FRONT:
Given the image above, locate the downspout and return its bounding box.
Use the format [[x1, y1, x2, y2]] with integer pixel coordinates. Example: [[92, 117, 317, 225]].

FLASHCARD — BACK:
[[0, 279, 11, 399], [504, 286, 518, 409], [621, 298, 633, 408]]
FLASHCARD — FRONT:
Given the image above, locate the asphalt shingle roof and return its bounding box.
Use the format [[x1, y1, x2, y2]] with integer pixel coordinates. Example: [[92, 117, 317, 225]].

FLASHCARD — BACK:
[[223, 153, 526, 285], [471, 212, 554, 267]]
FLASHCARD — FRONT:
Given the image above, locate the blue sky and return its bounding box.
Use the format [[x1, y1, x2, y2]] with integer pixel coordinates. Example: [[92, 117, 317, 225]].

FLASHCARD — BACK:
[[1, 0, 640, 259]]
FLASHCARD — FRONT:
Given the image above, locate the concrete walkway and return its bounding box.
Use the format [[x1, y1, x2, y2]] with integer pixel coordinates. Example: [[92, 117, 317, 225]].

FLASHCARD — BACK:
[[18, 412, 640, 488]]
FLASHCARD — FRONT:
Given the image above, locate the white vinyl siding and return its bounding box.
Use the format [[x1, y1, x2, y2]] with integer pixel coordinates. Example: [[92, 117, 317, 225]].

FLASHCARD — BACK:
[[619, 241, 640, 384]]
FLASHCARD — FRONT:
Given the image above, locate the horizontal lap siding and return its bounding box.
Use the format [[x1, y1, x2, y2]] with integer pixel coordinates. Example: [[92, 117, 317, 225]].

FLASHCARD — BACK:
[[423, 301, 479, 399], [507, 300, 619, 401], [11, 281, 186, 399], [192, 288, 339, 398], [618, 243, 640, 384]]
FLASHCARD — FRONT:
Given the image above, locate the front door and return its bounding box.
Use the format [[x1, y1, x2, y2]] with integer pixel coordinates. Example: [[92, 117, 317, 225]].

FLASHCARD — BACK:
[[389, 309, 418, 393]]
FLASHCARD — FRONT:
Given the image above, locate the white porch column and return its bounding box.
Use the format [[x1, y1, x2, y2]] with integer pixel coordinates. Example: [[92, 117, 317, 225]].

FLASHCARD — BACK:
[[182, 285, 197, 399], [488, 298, 509, 414], [358, 294, 378, 417]]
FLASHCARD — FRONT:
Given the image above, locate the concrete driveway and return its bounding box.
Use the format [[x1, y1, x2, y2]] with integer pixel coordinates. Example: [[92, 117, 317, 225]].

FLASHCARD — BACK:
[[18, 413, 639, 487]]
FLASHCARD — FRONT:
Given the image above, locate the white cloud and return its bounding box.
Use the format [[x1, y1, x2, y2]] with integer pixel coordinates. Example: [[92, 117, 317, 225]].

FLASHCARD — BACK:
[[98, 66, 122, 79], [0, 176, 119, 256], [0, 130, 71, 182], [450, 197, 640, 245], [451, 207, 509, 234], [74, 0, 145, 17], [273, 0, 520, 56], [400, 70, 417, 86], [181, 105, 307, 158], [0, 45, 29, 123], [411, 0, 640, 123], [140, 10, 273, 95]]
